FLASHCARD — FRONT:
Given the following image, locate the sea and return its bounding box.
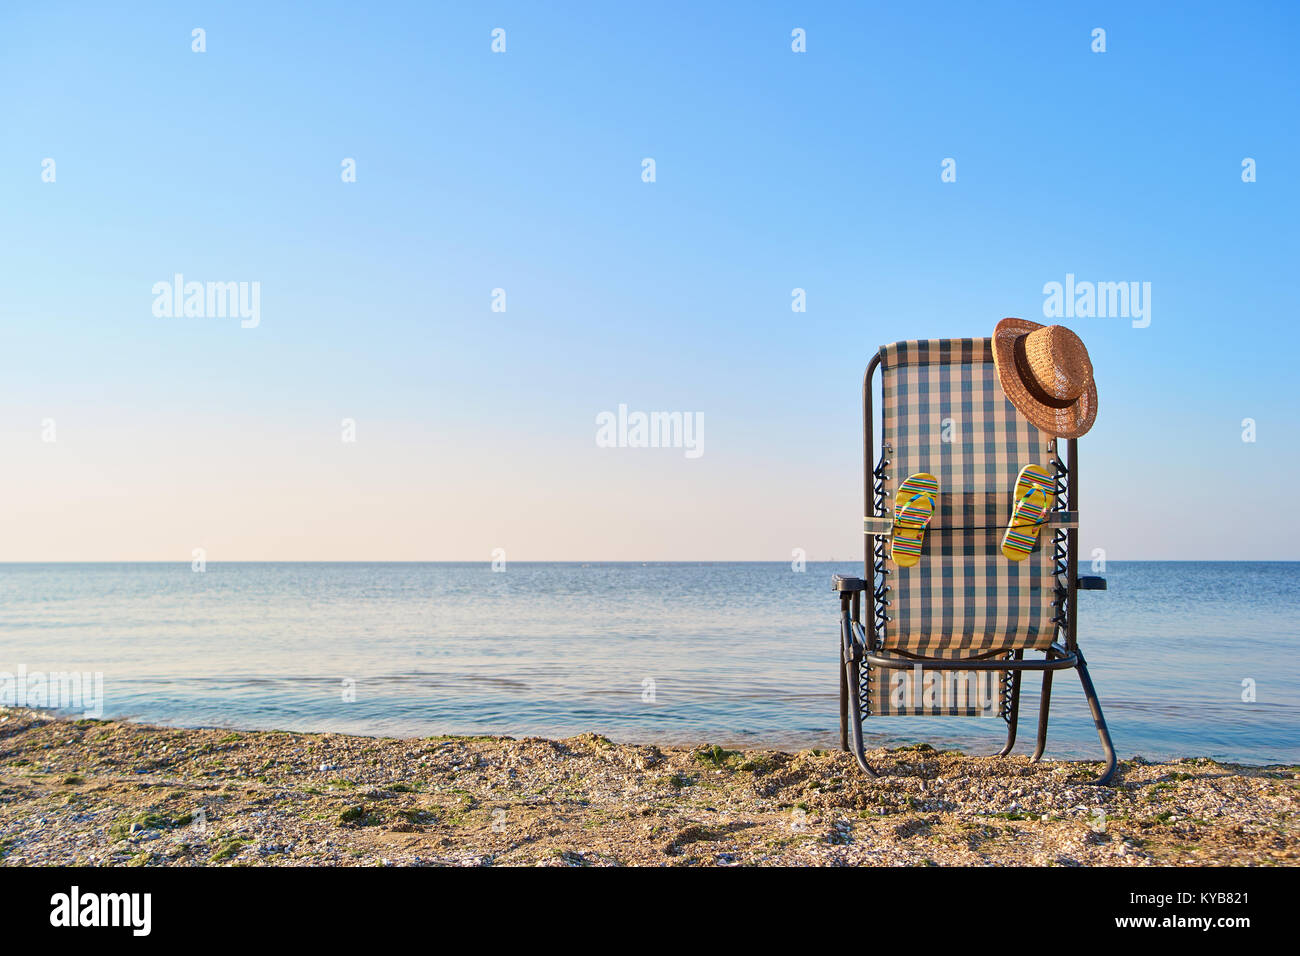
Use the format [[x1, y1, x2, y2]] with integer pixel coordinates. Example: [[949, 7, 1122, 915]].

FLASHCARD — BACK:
[[1, 562, 1296, 765]]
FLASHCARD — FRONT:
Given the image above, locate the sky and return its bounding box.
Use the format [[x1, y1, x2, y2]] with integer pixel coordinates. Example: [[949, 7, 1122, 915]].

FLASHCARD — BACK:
[[2, 1, 1298, 561]]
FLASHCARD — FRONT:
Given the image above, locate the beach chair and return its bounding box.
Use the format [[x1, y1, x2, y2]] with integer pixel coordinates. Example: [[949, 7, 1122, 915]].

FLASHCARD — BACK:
[[832, 337, 1116, 784]]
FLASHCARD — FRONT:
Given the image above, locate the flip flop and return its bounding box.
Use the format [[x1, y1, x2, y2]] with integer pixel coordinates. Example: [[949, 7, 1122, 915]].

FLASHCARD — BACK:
[[1001, 464, 1055, 561], [891, 473, 938, 567]]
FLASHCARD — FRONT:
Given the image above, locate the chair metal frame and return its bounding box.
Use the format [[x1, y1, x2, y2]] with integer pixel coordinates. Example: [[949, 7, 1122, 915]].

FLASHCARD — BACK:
[[834, 351, 1117, 785]]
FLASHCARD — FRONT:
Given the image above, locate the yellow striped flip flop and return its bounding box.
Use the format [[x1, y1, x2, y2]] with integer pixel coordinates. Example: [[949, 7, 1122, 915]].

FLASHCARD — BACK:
[[891, 473, 938, 568], [1001, 464, 1055, 562]]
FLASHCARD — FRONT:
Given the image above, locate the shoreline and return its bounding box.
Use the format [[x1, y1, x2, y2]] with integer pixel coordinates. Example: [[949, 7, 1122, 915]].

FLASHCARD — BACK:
[[17, 710, 1292, 771], [1, 708, 1295, 866]]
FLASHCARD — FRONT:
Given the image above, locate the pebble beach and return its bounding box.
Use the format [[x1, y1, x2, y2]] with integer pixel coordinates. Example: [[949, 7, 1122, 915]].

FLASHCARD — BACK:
[[1, 707, 1295, 867]]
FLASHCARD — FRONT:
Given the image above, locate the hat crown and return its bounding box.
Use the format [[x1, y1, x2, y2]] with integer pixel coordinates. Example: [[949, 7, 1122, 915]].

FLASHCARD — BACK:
[[1024, 325, 1092, 401]]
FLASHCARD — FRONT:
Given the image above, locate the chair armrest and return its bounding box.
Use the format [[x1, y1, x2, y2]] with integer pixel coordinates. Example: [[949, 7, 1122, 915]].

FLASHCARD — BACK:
[[1076, 575, 1107, 590], [831, 574, 867, 593]]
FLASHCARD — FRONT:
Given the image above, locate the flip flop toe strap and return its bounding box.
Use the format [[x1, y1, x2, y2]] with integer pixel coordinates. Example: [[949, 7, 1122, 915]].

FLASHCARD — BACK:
[[1003, 487, 1050, 556], [894, 493, 934, 529], [1014, 487, 1050, 526]]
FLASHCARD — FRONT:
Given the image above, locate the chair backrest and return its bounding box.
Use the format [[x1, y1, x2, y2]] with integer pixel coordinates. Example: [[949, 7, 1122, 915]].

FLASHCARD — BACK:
[[878, 337, 1059, 659]]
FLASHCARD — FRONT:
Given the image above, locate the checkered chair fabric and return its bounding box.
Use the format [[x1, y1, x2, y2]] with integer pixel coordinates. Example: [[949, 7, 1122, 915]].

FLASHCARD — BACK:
[[865, 337, 1060, 717]]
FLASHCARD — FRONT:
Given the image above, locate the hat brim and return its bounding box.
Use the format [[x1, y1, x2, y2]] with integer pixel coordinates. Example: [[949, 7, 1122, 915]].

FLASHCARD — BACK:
[[991, 317, 1098, 439]]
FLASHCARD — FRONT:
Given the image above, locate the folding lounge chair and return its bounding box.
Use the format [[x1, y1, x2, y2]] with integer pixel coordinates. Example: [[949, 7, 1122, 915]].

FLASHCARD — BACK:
[[832, 338, 1116, 784]]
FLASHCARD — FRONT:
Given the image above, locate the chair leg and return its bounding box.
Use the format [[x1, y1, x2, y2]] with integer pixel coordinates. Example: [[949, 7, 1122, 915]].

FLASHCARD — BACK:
[[844, 658, 877, 776], [1031, 670, 1053, 762], [839, 608, 877, 776], [996, 653, 1022, 757], [1075, 653, 1118, 786], [839, 645, 849, 753]]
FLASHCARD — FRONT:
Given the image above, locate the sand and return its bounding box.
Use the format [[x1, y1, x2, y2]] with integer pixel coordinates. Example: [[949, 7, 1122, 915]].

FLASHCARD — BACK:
[[0, 707, 1295, 866]]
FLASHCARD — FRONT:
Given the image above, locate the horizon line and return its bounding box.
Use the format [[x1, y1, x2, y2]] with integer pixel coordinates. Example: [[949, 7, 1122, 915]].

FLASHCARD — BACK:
[[1, 559, 1295, 565]]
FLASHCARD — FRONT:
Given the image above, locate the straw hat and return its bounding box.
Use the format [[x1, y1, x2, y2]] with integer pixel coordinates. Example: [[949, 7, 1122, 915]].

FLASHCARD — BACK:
[[991, 318, 1098, 439]]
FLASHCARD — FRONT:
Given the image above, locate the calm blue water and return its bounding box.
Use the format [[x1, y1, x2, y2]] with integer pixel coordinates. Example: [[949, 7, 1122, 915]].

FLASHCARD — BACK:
[[0, 563, 1296, 765]]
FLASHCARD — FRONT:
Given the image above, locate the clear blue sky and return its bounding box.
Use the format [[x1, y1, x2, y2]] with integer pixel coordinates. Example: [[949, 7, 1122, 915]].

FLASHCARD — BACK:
[[2, 1, 1297, 560]]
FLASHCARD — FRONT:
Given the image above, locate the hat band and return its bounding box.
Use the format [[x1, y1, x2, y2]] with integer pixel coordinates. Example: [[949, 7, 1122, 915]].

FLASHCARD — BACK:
[[1012, 335, 1079, 410]]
